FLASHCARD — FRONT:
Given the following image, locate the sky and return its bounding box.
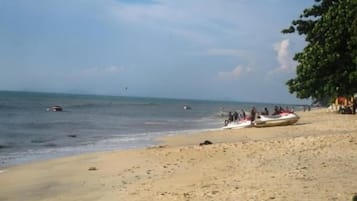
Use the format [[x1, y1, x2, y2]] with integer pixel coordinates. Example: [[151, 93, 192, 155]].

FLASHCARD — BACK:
[[0, 0, 314, 104]]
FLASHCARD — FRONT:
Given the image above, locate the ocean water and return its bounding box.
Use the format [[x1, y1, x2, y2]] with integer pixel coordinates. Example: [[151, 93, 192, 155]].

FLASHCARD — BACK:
[[0, 91, 298, 168]]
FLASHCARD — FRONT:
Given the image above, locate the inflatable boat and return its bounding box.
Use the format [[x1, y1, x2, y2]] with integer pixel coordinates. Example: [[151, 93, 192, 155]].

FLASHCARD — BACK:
[[253, 112, 299, 128]]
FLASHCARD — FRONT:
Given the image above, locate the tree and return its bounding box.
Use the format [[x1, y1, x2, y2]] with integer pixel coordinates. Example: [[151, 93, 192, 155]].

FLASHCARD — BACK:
[[282, 0, 357, 101]]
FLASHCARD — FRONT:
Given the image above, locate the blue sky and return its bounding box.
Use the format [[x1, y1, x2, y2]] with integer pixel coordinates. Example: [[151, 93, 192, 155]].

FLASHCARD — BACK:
[[0, 0, 313, 104]]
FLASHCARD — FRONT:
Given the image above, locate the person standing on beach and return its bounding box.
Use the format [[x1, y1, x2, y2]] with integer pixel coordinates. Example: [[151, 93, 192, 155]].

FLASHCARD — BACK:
[[228, 112, 233, 122], [241, 109, 246, 119], [233, 111, 238, 121], [273, 105, 280, 115], [250, 107, 257, 122], [264, 107, 269, 115]]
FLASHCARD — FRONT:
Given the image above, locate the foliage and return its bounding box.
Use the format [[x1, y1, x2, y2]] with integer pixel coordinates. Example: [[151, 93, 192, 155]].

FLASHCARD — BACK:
[[282, 0, 357, 101]]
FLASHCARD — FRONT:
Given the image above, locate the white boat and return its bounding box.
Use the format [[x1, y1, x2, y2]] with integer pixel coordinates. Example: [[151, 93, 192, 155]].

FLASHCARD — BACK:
[[46, 105, 63, 112], [222, 119, 252, 129], [253, 112, 299, 127], [183, 105, 192, 110]]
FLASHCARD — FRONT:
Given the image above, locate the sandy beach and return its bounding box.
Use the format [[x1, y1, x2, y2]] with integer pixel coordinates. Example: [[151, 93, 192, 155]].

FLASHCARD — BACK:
[[1, 109, 356, 201]]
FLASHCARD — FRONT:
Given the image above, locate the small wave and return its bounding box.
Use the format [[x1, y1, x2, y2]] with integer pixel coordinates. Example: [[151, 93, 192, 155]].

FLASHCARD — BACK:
[[66, 103, 101, 109], [214, 111, 229, 118], [0, 105, 21, 110], [31, 139, 51, 144], [66, 101, 159, 109], [144, 121, 168, 125], [23, 121, 83, 130], [99, 136, 149, 143], [43, 143, 57, 147]]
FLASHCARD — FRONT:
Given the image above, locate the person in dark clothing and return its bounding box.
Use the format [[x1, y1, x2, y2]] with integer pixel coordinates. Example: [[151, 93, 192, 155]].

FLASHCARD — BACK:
[[250, 107, 257, 122], [241, 109, 246, 119], [228, 112, 233, 122], [233, 111, 238, 121], [273, 105, 279, 115], [264, 107, 269, 115], [279, 106, 284, 113]]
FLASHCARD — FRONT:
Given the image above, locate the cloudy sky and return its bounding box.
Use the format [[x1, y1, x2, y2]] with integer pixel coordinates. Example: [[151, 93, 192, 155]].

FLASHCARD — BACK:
[[0, 0, 313, 104]]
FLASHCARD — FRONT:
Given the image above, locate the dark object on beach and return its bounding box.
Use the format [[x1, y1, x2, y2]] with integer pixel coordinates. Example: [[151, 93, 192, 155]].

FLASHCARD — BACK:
[[88, 167, 97, 171], [352, 193, 357, 201], [147, 145, 168, 149], [49, 106, 63, 112], [67, 134, 77, 138], [339, 106, 353, 114], [199, 140, 213, 146]]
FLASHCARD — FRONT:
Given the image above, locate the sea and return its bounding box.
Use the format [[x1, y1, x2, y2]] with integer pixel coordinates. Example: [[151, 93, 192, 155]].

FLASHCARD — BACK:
[[0, 91, 301, 168]]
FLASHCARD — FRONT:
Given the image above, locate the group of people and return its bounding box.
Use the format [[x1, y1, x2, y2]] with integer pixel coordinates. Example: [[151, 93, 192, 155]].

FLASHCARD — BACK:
[[226, 105, 294, 124], [272, 105, 294, 115], [303, 105, 311, 112], [226, 108, 253, 124], [227, 109, 246, 122]]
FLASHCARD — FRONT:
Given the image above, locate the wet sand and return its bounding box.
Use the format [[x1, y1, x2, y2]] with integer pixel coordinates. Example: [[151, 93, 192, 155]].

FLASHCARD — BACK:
[[1, 109, 356, 201]]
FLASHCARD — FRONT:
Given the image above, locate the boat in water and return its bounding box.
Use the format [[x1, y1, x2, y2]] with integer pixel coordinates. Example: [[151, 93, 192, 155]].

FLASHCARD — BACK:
[[253, 112, 299, 128], [47, 106, 63, 112], [183, 105, 192, 110], [222, 119, 252, 129]]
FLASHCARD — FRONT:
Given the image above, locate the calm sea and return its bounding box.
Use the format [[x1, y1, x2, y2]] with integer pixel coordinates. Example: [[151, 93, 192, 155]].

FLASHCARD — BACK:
[[0, 91, 300, 168]]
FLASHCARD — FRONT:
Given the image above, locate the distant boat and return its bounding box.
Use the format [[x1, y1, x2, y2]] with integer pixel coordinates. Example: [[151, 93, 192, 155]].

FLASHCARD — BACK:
[[48, 106, 63, 112], [183, 105, 192, 110]]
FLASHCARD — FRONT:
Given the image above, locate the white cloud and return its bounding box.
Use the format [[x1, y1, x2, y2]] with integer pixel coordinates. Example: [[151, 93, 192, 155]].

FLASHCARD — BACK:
[[104, 65, 123, 73], [205, 48, 248, 57], [245, 66, 253, 73], [107, 0, 251, 44], [69, 65, 123, 79], [110, 2, 172, 23], [275, 39, 290, 70], [170, 28, 213, 44], [217, 65, 252, 80], [270, 39, 296, 73]]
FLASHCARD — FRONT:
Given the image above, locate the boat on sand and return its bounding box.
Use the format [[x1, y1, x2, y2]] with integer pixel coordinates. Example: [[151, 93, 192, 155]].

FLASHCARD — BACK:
[[253, 112, 299, 128]]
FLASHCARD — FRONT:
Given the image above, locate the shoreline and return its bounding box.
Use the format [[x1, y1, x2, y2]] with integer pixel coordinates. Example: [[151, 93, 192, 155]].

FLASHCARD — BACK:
[[1, 108, 357, 201], [0, 126, 224, 170]]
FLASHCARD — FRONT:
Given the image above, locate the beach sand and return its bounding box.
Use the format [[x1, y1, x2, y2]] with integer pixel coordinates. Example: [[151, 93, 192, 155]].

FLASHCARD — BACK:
[[1, 109, 356, 201]]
